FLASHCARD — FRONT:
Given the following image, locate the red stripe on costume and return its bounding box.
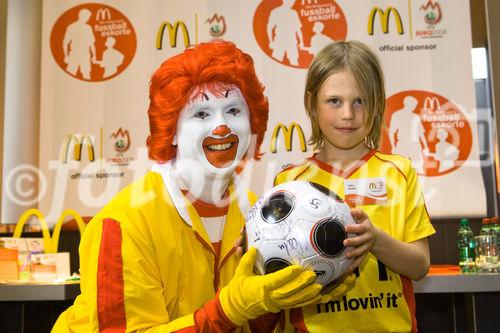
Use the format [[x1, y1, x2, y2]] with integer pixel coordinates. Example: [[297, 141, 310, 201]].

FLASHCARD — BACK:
[[249, 312, 281, 332], [97, 218, 126, 333], [181, 190, 229, 217], [172, 327, 196, 333], [213, 241, 221, 291], [192, 292, 237, 332], [218, 245, 235, 272], [193, 232, 221, 292], [401, 276, 418, 333], [290, 308, 309, 333]]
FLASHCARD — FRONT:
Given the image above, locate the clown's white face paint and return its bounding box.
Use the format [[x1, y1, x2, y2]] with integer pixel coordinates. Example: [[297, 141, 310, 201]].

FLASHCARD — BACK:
[[173, 85, 251, 202]]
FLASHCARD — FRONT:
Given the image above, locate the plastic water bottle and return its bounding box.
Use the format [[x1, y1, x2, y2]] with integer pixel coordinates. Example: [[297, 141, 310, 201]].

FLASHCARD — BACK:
[[490, 217, 500, 246], [479, 217, 491, 235], [457, 218, 476, 273]]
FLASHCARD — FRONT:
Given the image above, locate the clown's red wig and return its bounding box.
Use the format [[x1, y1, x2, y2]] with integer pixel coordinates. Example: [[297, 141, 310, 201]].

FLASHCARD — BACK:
[[146, 40, 269, 162]]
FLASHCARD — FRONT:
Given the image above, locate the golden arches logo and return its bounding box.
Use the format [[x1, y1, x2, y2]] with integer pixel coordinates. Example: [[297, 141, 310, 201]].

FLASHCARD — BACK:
[[60, 134, 96, 163], [423, 96, 441, 111], [367, 6, 404, 35], [13, 209, 86, 253], [96, 8, 111, 21], [368, 182, 377, 190], [270, 122, 307, 153], [156, 21, 191, 49]]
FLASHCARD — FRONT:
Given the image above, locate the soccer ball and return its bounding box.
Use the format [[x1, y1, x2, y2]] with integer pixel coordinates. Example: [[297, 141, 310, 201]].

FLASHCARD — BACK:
[[244, 180, 355, 292]]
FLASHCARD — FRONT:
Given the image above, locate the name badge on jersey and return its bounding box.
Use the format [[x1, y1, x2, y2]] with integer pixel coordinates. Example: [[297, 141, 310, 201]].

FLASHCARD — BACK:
[[344, 178, 387, 206]]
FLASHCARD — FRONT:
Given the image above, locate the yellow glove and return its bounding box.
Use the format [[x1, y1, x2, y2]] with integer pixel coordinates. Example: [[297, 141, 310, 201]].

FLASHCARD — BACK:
[[219, 247, 322, 326], [320, 273, 356, 303]]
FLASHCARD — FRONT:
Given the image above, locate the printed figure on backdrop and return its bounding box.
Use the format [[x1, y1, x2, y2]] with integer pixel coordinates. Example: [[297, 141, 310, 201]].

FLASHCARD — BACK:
[[388, 95, 430, 173], [94, 37, 125, 78], [52, 40, 355, 333], [267, 0, 304, 66], [433, 128, 459, 173], [62, 8, 96, 79], [272, 40, 436, 333], [306, 21, 335, 55]]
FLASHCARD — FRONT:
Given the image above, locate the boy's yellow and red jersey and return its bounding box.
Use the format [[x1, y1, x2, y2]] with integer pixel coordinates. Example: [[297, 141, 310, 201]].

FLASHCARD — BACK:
[[52, 171, 256, 333], [274, 150, 436, 333]]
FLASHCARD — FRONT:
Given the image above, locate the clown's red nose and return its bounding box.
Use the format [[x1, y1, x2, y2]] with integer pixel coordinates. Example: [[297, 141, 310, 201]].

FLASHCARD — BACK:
[[212, 125, 231, 136]]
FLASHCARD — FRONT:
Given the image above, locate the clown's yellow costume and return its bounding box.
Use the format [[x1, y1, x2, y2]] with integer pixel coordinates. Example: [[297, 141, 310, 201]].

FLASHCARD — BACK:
[[53, 169, 255, 332]]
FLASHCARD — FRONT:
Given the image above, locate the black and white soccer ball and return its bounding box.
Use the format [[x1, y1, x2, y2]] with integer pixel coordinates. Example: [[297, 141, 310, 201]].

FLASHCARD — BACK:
[[244, 180, 355, 292]]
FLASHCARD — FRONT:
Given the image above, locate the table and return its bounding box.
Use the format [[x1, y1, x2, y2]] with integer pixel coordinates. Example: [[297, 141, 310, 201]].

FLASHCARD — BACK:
[[0, 281, 80, 301], [413, 273, 500, 333], [1, 275, 499, 333], [0, 282, 80, 333]]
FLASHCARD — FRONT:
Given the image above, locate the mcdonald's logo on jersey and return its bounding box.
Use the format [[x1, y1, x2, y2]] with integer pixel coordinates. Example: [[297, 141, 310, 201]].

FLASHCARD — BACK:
[[270, 122, 307, 153], [156, 20, 193, 49], [60, 134, 96, 163], [367, 6, 404, 35], [96, 8, 111, 21]]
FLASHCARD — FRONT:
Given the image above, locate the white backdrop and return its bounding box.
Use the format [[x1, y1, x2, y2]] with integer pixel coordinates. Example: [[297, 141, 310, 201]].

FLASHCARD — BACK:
[[37, 0, 485, 224]]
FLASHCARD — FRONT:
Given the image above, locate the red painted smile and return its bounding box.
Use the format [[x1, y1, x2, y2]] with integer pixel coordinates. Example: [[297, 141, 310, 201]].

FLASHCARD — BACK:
[[202, 134, 239, 168]]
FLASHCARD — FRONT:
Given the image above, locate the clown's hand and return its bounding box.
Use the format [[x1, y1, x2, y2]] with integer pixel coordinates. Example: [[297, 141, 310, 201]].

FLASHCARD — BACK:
[[219, 247, 322, 326], [320, 273, 356, 303]]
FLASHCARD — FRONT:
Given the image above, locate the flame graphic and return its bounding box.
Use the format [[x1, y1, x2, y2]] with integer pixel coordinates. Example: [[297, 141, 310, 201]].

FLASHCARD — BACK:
[[206, 14, 226, 37], [419, 0, 442, 25], [110, 127, 131, 152]]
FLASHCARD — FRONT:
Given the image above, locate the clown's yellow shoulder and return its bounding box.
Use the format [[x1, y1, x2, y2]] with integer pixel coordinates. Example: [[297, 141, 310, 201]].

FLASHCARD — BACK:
[[87, 171, 168, 228]]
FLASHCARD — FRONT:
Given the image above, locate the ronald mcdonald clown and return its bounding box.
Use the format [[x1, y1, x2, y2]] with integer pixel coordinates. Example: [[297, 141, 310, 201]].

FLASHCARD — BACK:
[[52, 41, 323, 333]]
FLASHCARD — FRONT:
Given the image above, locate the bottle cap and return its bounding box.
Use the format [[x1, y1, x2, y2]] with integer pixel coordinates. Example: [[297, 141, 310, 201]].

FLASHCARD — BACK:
[[460, 218, 470, 226]]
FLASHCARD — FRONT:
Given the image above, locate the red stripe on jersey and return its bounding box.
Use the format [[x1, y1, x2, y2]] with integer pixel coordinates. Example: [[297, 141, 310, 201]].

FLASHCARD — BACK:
[[309, 149, 376, 179], [401, 276, 418, 333], [273, 160, 309, 185], [97, 218, 126, 333], [290, 308, 309, 333], [373, 152, 408, 181], [191, 292, 237, 332]]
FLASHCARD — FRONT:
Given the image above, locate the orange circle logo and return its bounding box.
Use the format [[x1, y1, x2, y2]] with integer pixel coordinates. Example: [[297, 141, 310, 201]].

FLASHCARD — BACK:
[[380, 90, 472, 177], [50, 3, 136, 82], [253, 0, 347, 69]]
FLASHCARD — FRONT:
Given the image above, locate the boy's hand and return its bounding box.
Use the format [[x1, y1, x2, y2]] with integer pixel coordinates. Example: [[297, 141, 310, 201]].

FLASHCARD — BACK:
[[344, 208, 377, 273]]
